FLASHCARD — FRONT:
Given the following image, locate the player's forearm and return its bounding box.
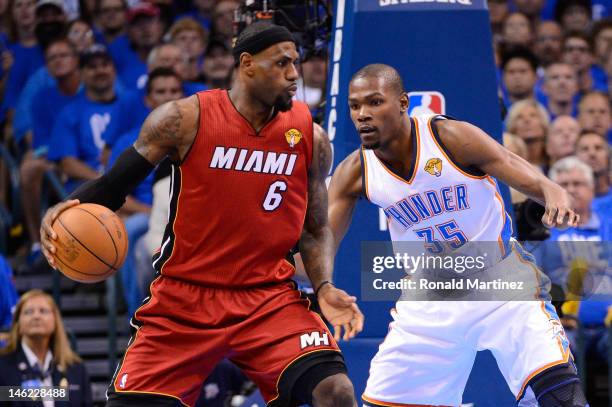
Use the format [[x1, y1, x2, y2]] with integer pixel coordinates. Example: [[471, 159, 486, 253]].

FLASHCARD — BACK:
[[299, 226, 335, 290], [67, 147, 155, 212], [485, 151, 547, 205]]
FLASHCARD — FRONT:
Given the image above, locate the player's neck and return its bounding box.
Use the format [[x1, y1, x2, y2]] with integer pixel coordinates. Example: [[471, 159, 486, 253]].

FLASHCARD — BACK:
[[228, 83, 276, 132], [548, 99, 573, 117], [374, 117, 413, 171], [22, 336, 51, 366]]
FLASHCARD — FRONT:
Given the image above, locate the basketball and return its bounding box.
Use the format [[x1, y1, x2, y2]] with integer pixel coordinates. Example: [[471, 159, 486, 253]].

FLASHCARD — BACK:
[[51, 203, 128, 283]]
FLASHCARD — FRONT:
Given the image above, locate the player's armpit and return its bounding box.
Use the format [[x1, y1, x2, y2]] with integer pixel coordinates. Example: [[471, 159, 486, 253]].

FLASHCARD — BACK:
[[327, 150, 362, 254], [134, 95, 199, 164]]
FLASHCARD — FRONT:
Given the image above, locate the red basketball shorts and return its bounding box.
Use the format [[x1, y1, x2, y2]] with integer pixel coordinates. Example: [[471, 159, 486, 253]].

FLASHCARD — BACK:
[[108, 276, 342, 406]]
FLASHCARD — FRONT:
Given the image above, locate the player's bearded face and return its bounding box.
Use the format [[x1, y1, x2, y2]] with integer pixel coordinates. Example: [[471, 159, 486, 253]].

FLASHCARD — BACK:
[[273, 91, 293, 112]]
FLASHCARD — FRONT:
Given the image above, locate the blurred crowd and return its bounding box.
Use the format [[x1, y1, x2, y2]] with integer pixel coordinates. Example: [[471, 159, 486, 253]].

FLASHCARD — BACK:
[[492, 0, 612, 396]]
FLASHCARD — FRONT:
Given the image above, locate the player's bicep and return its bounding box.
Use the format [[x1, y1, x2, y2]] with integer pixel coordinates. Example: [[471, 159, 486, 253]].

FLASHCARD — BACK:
[[303, 123, 332, 233], [443, 120, 544, 193], [328, 152, 362, 252], [134, 96, 197, 165]]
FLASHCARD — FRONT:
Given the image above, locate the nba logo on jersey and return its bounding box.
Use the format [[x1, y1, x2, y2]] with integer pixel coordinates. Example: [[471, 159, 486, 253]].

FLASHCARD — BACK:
[[408, 91, 445, 116]]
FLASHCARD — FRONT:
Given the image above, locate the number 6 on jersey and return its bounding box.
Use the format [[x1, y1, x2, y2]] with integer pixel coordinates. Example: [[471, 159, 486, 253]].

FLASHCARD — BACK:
[[263, 181, 287, 211]]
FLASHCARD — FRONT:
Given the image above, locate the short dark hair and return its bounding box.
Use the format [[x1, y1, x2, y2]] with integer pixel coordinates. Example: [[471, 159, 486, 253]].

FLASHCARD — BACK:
[[563, 30, 594, 51], [501, 47, 538, 72], [578, 90, 611, 111], [591, 17, 612, 40], [554, 0, 592, 23], [43, 36, 77, 57], [350, 64, 405, 95], [577, 129, 607, 141], [146, 67, 182, 95]]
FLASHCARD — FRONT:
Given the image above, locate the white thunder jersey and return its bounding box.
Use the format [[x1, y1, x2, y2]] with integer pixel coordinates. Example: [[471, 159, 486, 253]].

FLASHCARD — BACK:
[[362, 114, 513, 248], [360, 115, 572, 407]]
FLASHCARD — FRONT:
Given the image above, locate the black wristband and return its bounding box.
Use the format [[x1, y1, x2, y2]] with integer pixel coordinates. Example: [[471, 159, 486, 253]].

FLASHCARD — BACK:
[[315, 281, 334, 298]]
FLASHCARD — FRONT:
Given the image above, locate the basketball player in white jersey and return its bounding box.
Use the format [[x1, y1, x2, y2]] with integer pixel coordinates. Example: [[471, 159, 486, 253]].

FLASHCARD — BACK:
[[329, 64, 588, 406]]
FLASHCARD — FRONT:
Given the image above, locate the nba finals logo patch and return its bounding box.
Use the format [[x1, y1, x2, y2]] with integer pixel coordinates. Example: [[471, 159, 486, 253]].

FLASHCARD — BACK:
[[425, 158, 442, 177], [285, 128, 302, 148], [408, 91, 445, 116]]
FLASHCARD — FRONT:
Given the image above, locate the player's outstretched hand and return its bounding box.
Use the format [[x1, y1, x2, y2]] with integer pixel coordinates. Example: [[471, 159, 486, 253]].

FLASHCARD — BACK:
[[541, 188, 580, 229], [40, 199, 80, 269], [317, 285, 364, 342]]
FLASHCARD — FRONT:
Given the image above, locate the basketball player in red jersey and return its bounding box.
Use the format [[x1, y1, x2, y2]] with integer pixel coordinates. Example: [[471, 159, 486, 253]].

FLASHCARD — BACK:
[[39, 22, 364, 407]]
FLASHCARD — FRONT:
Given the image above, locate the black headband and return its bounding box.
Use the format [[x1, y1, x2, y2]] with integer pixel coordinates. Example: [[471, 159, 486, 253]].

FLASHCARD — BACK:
[[232, 25, 295, 62]]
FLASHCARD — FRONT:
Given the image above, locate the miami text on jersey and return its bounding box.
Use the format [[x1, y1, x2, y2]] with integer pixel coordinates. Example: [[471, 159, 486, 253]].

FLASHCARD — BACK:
[[209, 147, 298, 175]]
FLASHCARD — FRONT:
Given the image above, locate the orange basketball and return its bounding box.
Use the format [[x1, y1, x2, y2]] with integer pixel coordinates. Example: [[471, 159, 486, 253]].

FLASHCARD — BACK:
[[51, 203, 128, 283]]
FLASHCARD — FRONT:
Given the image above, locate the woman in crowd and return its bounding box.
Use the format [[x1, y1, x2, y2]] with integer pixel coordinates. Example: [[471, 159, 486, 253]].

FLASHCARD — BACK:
[[0, 289, 92, 406], [506, 98, 551, 168]]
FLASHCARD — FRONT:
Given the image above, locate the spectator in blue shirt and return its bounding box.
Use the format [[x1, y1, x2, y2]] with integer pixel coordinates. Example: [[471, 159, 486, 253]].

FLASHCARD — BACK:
[[554, 0, 593, 33], [533, 21, 564, 71], [176, 0, 214, 31], [12, 17, 93, 145], [110, 67, 183, 317], [109, 2, 163, 90], [563, 32, 609, 94], [575, 131, 612, 211], [577, 91, 611, 140], [545, 156, 612, 365], [592, 19, 612, 70], [167, 17, 208, 83], [146, 42, 206, 96], [200, 40, 234, 90], [500, 47, 538, 109], [1, 0, 43, 124], [20, 37, 82, 260], [47, 44, 134, 193], [537, 156, 601, 299], [542, 62, 580, 119], [545, 115, 581, 170], [209, 0, 239, 47], [94, 0, 127, 45]]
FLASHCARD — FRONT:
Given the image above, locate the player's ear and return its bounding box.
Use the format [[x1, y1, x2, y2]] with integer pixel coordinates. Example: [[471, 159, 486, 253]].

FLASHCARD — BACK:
[[240, 53, 256, 77], [399, 92, 409, 114]]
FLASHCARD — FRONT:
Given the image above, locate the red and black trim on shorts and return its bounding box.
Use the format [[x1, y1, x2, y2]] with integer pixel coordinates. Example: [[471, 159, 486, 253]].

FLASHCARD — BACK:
[[151, 163, 182, 274], [106, 165, 183, 402]]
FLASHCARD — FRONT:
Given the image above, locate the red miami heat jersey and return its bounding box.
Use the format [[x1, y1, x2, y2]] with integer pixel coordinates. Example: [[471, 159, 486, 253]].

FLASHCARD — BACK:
[[152, 89, 313, 287]]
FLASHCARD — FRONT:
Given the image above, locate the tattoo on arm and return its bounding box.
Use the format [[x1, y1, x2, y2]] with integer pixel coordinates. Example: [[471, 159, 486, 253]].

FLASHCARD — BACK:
[[134, 100, 185, 164], [299, 125, 334, 290]]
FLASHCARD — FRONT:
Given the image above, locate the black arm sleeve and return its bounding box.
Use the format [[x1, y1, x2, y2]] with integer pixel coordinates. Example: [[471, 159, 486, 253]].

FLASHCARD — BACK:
[[68, 146, 155, 211]]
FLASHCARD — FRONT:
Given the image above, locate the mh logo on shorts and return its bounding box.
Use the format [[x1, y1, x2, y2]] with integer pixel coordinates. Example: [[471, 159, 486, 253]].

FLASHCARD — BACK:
[[408, 91, 446, 116], [300, 331, 330, 349]]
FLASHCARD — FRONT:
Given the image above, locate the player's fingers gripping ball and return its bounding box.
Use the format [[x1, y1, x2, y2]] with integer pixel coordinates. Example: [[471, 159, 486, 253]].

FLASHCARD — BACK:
[[51, 203, 128, 283]]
